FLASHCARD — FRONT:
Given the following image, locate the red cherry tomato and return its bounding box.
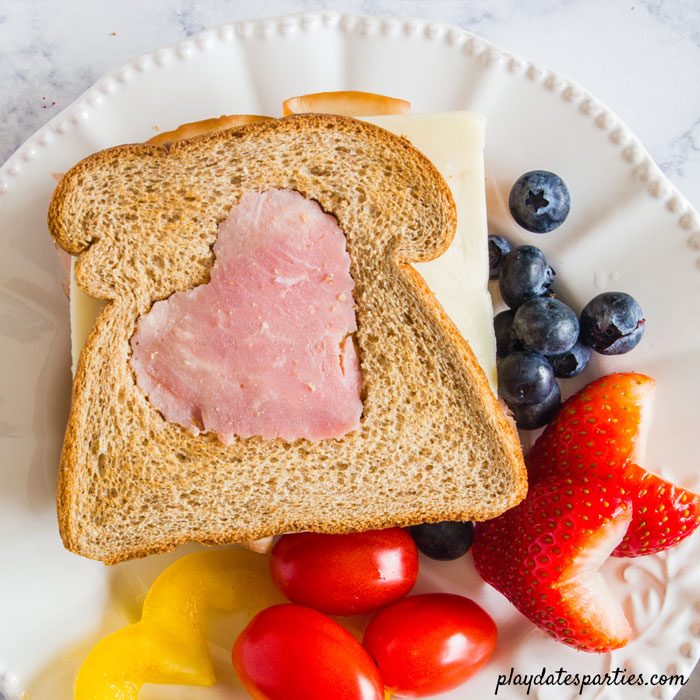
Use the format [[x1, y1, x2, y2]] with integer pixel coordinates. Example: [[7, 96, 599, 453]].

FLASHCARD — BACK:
[[233, 603, 384, 700], [270, 528, 418, 615], [363, 593, 497, 697]]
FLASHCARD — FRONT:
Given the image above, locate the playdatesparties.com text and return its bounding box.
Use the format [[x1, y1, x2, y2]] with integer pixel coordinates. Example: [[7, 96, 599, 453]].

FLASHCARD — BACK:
[[494, 666, 687, 695]]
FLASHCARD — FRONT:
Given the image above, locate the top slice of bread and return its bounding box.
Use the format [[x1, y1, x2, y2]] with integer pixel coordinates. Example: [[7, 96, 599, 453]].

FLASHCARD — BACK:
[[49, 114, 526, 563]]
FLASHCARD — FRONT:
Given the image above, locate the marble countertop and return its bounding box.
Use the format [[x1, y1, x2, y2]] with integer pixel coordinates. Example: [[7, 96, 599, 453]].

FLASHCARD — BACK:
[[2, 1, 699, 698]]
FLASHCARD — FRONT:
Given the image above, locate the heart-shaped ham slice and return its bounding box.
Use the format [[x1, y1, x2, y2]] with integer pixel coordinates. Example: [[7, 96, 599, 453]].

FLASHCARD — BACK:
[[130, 189, 362, 443]]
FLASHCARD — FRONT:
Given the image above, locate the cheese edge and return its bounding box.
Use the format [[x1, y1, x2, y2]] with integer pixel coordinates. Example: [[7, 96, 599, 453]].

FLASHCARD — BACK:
[[365, 112, 496, 390]]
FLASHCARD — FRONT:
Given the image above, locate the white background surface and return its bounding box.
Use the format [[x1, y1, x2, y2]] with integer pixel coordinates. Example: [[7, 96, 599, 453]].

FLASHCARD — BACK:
[[1, 1, 699, 698]]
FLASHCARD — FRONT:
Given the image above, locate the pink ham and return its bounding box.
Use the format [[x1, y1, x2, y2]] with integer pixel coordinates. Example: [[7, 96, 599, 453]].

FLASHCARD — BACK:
[[130, 189, 363, 442]]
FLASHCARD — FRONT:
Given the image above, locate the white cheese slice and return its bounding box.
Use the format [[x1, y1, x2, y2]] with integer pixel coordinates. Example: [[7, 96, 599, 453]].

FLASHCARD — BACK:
[[364, 112, 496, 388], [69, 111, 496, 389], [69, 257, 105, 376]]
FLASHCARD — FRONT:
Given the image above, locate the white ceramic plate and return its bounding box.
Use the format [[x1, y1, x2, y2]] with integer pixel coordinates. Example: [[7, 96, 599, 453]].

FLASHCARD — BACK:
[[2, 11, 700, 700]]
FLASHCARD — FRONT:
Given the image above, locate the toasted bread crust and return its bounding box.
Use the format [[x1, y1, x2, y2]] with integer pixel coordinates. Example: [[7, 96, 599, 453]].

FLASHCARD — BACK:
[[146, 114, 273, 146], [50, 114, 526, 563]]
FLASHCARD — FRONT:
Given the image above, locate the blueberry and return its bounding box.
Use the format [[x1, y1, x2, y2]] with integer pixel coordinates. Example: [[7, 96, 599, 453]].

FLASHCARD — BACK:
[[497, 351, 555, 406], [509, 170, 571, 233], [498, 245, 555, 309], [579, 292, 645, 355], [488, 235, 512, 280], [513, 297, 579, 356], [511, 380, 561, 430], [493, 310, 523, 357], [408, 521, 474, 561], [548, 340, 591, 378]]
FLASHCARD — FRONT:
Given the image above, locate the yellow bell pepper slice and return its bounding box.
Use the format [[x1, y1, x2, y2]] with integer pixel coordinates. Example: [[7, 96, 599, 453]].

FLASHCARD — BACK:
[[75, 548, 284, 699]]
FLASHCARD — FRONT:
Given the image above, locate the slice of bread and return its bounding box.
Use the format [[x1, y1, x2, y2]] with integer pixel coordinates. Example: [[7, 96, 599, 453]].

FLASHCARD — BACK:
[[49, 114, 526, 563]]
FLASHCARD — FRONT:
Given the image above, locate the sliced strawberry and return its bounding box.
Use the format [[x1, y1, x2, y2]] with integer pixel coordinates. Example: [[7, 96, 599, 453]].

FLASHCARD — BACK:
[[525, 373, 700, 558], [473, 476, 632, 652], [527, 373, 655, 485], [612, 463, 700, 557]]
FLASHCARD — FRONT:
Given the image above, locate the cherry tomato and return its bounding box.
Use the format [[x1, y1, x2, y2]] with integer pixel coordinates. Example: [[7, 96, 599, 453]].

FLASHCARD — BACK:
[[233, 603, 384, 700], [363, 593, 497, 697], [270, 528, 418, 615]]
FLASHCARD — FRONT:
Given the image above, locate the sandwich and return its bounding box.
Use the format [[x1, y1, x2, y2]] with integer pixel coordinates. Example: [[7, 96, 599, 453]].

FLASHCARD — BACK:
[[50, 92, 526, 563]]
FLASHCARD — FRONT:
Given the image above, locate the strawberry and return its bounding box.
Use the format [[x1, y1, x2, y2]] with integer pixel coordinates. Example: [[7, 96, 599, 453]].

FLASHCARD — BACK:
[[473, 475, 632, 652], [527, 373, 654, 486], [526, 372, 700, 559], [612, 463, 700, 557]]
